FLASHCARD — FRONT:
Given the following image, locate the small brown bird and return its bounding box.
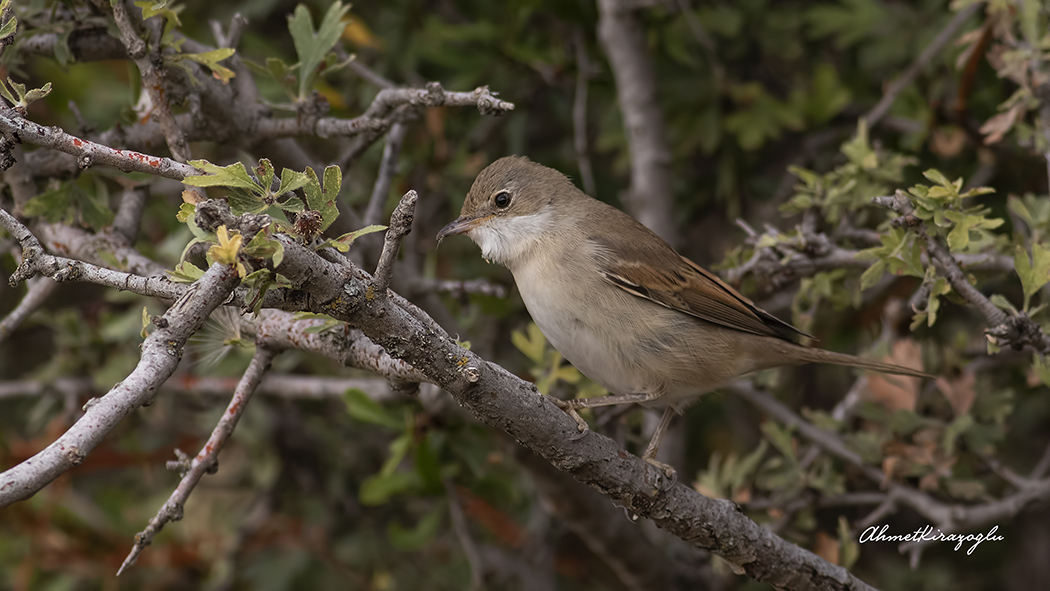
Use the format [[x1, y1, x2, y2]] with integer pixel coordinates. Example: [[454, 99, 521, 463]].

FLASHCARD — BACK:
[[438, 156, 929, 478]]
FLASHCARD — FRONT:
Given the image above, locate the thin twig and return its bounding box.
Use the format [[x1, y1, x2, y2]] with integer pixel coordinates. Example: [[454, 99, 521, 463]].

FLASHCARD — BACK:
[[365, 122, 408, 226], [863, 3, 981, 127], [107, 0, 193, 163], [874, 191, 1050, 354], [0, 276, 57, 345], [408, 278, 508, 299], [0, 105, 198, 180], [118, 345, 278, 575], [445, 479, 485, 591], [673, 0, 725, 84], [572, 28, 597, 197], [112, 187, 148, 245], [0, 207, 184, 300], [373, 190, 418, 295], [347, 59, 397, 89]]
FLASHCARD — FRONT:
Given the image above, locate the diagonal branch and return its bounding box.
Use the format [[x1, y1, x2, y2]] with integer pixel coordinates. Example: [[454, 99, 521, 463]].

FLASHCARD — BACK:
[[873, 191, 1050, 354], [0, 260, 241, 507], [863, 3, 981, 128], [0, 275, 56, 345], [117, 345, 279, 575]]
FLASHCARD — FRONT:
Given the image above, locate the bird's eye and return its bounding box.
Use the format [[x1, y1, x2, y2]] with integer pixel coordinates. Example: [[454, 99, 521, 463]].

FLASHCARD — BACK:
[[493, 191, 511, 208]]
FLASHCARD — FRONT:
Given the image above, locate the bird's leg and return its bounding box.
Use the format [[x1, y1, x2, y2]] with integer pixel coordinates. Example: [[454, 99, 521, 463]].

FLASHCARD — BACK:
[[641, 407, 679, 485], [551, 392, 663, 441], [551, 398, 590, 437]]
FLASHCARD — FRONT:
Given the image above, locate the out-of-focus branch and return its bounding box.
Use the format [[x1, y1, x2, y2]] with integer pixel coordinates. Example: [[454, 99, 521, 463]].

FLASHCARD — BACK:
[[364, 122, 408, 226], [731, 381, 1050, 557], [572, 28, 597, 197], [406, 278, 508, 299], [19, 29, 128, 61], [117, 345, 278, 575], [672, 0, 725, 84], [445, 479, 486, 591], [863, 3, 981, 128], [112, 187, 148, 245], [0, 374, 397, 402], [596, 0, 677, 246], [0, 276, 56, 345], [106, 0, 193, 163]]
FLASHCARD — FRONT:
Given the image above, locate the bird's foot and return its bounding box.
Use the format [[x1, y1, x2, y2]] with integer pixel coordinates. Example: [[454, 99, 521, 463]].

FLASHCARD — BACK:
[[552, 398, 590, 440], [643, 457, 677, 491]]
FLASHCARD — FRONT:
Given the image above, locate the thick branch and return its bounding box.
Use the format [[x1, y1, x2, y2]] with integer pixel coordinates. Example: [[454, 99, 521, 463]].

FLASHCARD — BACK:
[[261, 232, 880, 591]]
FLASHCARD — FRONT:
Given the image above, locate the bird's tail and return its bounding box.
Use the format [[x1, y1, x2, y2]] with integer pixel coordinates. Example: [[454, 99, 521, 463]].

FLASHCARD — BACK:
[[784, 344, 932, 379]]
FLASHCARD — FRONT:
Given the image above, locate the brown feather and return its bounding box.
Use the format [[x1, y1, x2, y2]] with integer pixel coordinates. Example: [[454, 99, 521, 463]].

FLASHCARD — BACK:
[[590, 225, 811, 343]]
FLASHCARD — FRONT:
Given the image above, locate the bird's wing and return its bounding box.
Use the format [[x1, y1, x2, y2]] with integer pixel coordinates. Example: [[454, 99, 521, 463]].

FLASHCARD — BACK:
[[594, 235, 811, 342]]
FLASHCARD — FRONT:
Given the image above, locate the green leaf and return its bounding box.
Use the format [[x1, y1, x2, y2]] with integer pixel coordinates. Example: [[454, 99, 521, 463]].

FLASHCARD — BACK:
[[288, 1, 351, 99], [343, 388, 403, 430], [380, 433, 412, 478], [0, 9, 17, 41], [242, 230, 284, 268], [1015, 243, 1050, 310], [278, 168, 310, 195], [140, 306, 151, 339], [23, 183, 74, 223], [360, 471, 416, 506], [413, 433, 442, 492], [761, 420, 798, 467], [511, 322, 547, 365], [325, 224, 387, 252], [858, 259, 886, 290], [1032, 354, 1050, 390], [176, 202, 196, 223], [185, 160, 263, 192], [838, 516, 859, 570], [181, 48, 236, 83], [166, 261, 205, 283], [805, 63, 851, 124], [989, 293, 1019, 314], [387, 505, 443, 551]]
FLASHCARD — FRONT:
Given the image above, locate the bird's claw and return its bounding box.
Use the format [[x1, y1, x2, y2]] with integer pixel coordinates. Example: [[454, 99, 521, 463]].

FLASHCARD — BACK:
[[552, 398, 590, 440], [643, 457, 677, 491]]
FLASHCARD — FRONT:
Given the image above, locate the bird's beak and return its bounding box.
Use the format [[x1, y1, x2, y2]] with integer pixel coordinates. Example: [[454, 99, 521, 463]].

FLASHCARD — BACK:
[[436, 215, 487, 245]]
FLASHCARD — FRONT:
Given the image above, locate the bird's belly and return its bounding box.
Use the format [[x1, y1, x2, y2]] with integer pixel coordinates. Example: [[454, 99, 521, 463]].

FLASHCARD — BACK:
[[515, 271, 747, 407]]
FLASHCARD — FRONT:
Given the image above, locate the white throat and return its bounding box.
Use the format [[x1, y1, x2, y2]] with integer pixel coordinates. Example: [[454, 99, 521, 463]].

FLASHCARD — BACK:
[[467, 209, 553, 268]]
